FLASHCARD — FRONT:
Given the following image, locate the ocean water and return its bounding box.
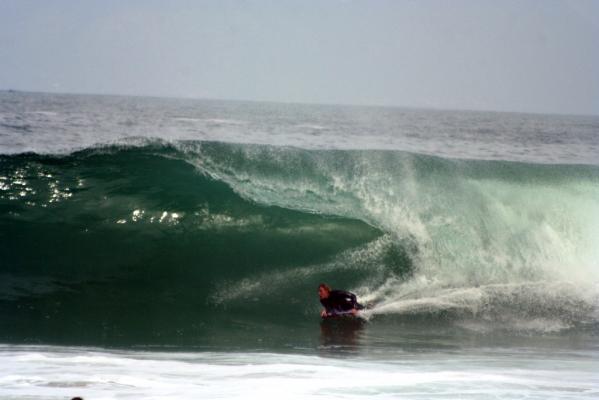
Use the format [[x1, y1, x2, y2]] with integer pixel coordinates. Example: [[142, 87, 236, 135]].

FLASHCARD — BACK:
[[1, 91, 598, 399]]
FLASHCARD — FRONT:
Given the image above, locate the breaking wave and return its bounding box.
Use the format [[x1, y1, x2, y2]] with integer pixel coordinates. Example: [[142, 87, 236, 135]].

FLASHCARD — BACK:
[[1, 140, 598, 345]]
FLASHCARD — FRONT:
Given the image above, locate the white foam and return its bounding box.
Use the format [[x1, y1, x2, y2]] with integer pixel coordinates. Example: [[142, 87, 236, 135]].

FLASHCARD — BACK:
[[362, 279, 598, 331], [1, 345, 597, 400]]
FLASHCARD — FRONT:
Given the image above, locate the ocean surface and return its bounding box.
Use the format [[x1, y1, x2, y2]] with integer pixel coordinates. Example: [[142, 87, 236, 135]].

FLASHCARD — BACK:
[[1, 91, 598, 399]]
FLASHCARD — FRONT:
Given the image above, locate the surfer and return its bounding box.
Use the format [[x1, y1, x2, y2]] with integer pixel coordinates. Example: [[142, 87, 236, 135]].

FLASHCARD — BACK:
[[318, 283, 364, 318]]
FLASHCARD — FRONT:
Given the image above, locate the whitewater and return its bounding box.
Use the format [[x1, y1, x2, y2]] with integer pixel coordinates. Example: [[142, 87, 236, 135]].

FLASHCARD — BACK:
[[1, 91, 598, 399]]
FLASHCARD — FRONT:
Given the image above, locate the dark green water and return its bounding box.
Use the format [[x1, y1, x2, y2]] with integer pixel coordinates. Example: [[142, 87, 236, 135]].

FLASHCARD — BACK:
[[0, 144, 390, 345]]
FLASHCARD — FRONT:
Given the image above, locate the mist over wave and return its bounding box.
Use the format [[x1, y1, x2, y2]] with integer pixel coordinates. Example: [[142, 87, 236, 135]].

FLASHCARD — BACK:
[[187, 141, 599, 330], [1, 140, 598, 345]]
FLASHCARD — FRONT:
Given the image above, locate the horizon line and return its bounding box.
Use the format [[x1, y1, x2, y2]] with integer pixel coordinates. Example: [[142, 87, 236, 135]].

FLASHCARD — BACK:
[[2, 88, 597, 119]]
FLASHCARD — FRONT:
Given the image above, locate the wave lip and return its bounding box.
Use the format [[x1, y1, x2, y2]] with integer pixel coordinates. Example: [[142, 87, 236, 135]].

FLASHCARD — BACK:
[[2, 91, 599, 165]]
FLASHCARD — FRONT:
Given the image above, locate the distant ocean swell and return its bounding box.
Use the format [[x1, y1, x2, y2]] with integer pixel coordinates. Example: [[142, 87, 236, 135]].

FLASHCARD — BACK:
[[1, 140, 598, 344]]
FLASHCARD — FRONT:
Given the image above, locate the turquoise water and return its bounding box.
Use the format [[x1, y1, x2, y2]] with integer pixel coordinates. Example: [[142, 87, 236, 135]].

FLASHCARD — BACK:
[[1, 91, 598, 398]]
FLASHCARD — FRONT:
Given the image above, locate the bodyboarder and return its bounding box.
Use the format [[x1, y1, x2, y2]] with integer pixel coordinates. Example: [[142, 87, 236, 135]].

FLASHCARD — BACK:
[[318, 283, 364, 318]]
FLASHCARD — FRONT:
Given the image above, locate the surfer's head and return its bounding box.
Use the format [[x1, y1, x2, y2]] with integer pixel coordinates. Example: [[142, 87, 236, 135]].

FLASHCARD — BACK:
[[318, 283, 331, 299]]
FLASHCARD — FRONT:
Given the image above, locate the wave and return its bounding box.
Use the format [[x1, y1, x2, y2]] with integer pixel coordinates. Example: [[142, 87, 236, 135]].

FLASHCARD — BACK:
[[1, 140, 598, 344]]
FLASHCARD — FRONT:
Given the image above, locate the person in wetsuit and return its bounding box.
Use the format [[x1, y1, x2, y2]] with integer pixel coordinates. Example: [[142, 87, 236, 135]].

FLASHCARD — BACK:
[[318, 283, 364, 317]]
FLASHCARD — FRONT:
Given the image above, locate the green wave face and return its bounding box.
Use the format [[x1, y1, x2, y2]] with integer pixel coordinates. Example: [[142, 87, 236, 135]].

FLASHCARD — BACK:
[[1, 141, 598, 346], [0, 144, 390, 345]]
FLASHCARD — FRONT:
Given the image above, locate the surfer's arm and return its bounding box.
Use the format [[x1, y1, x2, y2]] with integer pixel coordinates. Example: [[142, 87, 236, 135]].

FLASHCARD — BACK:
[[348, 293, 364, 310]]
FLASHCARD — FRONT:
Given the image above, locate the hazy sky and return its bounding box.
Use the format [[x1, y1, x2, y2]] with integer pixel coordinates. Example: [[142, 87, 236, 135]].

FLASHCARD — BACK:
[[1, 0, 598, 115]]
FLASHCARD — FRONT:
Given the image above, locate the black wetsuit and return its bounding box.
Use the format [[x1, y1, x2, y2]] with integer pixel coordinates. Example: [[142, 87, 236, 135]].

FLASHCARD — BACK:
[[320, 290, 364, 316]]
